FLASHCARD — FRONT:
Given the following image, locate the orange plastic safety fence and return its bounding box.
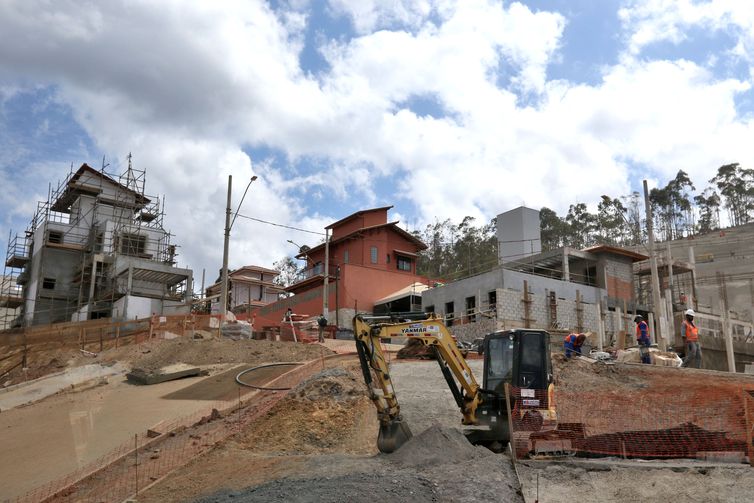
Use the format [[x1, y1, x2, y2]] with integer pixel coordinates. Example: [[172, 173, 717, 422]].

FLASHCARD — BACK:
[[508, 384, 754, 461]]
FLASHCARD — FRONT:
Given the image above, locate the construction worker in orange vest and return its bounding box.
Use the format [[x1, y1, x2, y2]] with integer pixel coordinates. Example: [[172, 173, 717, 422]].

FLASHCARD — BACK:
[[563, 333, 586, 358], [634, 315, 651, 364], [681, 309, 701, 368]]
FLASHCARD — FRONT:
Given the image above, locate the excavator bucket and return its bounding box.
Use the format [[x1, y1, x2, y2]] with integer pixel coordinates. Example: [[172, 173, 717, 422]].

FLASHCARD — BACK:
[[377, 418, 413, 453]]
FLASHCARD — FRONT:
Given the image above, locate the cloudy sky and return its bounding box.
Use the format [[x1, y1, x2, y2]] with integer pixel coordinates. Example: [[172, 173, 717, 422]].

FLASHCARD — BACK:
[[1, 0, 753, 286]]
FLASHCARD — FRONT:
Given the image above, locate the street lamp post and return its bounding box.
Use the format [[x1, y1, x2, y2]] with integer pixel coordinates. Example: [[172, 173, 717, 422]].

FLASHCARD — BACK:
[[220, 174, 257, 321]]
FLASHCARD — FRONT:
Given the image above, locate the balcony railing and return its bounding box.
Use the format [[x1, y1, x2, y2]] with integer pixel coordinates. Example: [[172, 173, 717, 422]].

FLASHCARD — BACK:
[[291, 264, 342, 286]]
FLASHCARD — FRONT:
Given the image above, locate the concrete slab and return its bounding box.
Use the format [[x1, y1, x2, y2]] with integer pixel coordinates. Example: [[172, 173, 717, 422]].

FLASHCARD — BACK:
[[127, 363, 202, 385]]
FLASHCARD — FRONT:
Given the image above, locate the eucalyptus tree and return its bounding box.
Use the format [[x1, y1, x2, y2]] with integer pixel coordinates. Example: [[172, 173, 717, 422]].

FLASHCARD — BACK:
[[710, 163, 754, 226], [694, 187, 721, 234]]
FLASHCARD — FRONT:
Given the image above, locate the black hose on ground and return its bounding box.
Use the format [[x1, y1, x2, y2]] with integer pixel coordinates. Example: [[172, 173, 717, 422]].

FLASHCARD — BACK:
[[235, 362, 303, 391]]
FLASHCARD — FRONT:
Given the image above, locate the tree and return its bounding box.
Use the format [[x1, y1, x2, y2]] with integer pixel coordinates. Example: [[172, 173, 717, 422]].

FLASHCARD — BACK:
[[620, 191, 644, 244], [415, 216, 498, 280], [710, 163, 754, 226], [597, 196, 628, 245], [694, 187, 721, 234], [273, 256, 301, 290], [565, 203, 597, 248], [649, 186, 672, 241], [667, 170, 695, 237], [540, 207, 567, 251]]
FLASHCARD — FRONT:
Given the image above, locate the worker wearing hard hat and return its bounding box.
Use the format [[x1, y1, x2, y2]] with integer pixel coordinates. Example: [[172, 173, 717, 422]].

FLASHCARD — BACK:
[[563, 332, 586, 358], [681, 309, 701, 368], [634, 315, 651, 364]]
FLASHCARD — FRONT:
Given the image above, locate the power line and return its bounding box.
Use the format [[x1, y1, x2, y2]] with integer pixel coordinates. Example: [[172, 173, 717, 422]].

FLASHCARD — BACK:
[[234, 213, 326, 236]]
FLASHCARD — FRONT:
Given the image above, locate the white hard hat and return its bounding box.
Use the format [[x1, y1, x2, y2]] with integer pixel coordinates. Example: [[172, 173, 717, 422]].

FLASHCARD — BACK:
[[685, 309, 695, 317]]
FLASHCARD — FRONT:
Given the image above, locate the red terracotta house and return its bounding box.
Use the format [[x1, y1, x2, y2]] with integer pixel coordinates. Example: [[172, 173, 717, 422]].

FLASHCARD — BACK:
[[253, 206, 428, 328]]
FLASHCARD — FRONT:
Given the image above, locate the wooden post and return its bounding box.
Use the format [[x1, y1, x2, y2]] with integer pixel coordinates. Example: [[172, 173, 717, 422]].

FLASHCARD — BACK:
[[522, 280, 533, 328], [576, 290, 583, 333], [504, 382, 516, 465], [115, 324, 120, 348], [742, 389, 754, 467], [99, 327, 103, 352]]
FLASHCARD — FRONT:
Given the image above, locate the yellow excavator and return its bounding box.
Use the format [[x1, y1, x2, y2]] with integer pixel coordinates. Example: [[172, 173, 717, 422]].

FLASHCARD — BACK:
[[353, 314, 556, 453]]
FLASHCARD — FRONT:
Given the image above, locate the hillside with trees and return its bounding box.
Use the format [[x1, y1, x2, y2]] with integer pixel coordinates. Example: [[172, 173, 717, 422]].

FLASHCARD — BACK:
[[414, 163, 754, 280]]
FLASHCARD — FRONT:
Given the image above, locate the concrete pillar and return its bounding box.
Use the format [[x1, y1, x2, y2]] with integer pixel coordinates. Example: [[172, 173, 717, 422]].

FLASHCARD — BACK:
[[720, 299, 736, 373], [665, 291, 675, 346], [87, 259, 97, 303], [648, 312, 656, 346], [562, 249, 570, 282], [596, 302, 604, 351]]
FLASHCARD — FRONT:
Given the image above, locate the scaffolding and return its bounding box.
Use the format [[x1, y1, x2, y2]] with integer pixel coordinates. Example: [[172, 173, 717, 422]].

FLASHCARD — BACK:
[[1, 156, 189, 330]]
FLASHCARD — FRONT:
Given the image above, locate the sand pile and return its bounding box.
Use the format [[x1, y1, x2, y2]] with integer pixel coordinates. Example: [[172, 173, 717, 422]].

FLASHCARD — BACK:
[[235, 368, 377, 455]]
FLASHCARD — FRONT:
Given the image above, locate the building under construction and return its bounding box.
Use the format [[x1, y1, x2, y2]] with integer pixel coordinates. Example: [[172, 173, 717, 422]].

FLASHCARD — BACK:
[[0, 158, 193, 329]]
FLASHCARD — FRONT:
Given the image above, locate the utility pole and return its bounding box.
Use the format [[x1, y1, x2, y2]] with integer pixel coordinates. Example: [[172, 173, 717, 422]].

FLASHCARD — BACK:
[[323, 229, 330, 320], [643, 180, 666, 349], [220, 174, 257, 322], [221, 175, 232, 320]]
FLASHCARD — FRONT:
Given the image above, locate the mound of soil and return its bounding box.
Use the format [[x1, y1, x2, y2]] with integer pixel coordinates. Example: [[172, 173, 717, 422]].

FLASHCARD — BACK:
[[235, 368, 377, 455], [396, 338, 434, 359], [195, 426, 524, 503], [388, 424, 487, 466], [130, 338, 333, 373], [551, 353, 754, 438]]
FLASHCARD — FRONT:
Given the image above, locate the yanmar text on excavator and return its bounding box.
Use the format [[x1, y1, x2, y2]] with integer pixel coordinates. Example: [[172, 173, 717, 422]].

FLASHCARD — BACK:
[[353, 314, 557, 454]]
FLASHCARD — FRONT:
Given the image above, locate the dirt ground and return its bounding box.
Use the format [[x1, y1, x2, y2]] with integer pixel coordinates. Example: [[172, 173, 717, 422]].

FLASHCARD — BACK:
[[517, 459, 754, 503], [10, 338, 754, 502], [138, 361, 524, 503], [1, 336, 333, 387], [139, 357, 754, 503]]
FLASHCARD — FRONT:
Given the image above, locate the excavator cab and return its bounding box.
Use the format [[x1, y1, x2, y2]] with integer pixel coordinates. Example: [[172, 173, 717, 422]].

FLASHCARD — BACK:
[[481, 329, 552, 394], [470, 329, 552, 446]]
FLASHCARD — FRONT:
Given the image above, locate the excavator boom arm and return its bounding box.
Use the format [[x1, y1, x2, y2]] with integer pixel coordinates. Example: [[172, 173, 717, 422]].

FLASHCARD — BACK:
[[353, 315, 484, 452]]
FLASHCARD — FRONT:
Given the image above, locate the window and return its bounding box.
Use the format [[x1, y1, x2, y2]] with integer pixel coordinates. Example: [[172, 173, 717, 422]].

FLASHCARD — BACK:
[[42, 277, 56, 290], [424, 305, 434, 314], [488, 290, 497, 312], [120, 233, 146, 256], [397, 256, 412, 272], [344, 250, 349, 264], [370, 246, 378, 264], [386, 254, 390, 264], [444, 301, 454, 326], [466, 296, 476, 322], [47, 231, 63, 244]]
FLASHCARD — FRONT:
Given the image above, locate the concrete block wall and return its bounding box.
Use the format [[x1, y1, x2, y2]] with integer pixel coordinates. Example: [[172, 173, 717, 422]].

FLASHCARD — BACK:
[[450, 317, 499, 343], [448, 287, 602, 338]]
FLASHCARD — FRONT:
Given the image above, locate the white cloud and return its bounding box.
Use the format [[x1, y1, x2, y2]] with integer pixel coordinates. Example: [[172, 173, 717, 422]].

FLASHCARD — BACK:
[[327, 0, 434, 34], [619, 0, 754, 62], [1, 0, 753, 284]]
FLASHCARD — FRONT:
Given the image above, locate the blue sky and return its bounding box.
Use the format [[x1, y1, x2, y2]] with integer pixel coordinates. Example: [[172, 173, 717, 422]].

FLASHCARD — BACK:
[[1, 0, 753, 284]]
